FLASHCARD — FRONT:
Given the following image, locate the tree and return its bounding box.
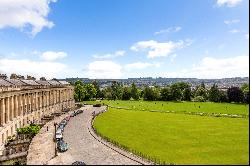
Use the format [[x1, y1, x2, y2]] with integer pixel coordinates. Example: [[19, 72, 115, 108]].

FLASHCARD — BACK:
[[195, 83, 207, 100], [218, 90, 228, 102], [131, 82, 140, 100], [104, 87, 113, 100], [170, 83, 182, 101], [83, 83, 97, 100], [74, 80, 83, 86], [122, 87, 131, 100], [160, 87, 172, 101], [169, 82, 191, 101], [208, 84, 220, 102], [111, 81, 123, 100], [227, 87, 244, 103], [92, 80, 101, 99], [241, 83, 249, 93], [74, 80, 85, 102], [182, 84, 191, 101], [241, 83, 249, 103], [99, 89, 105, 99], [143, 86, 156, 101]]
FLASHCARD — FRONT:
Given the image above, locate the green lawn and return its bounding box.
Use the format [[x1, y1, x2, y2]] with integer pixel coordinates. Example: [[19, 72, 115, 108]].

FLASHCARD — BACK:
[[93, 108, 249, 165], [85, 100, 249, 115]]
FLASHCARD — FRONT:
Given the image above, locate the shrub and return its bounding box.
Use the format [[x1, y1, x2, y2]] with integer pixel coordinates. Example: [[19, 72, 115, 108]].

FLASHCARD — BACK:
[[93, 103, 102, 107], [193, 96, 206, 102], [16, 124, 41, 137]]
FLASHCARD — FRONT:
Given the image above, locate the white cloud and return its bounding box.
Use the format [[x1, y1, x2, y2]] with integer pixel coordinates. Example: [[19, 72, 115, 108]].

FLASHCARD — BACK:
[[0, 58, 67, 79], [124, 62, 161, 70], [92, 50, 125, 59], [245, 33, 249, 40], [162, 55, 249, 78], [224, 19, 240, 25], [154, 26, 182, 35], [229, 29, 240, 33], [40, 51, 67, 61], [217, 0, 242, 7], [0, 0, 57, 36], [170, 54, 178, 63], [131, 39, 192, 59], [86, 61, 122, 79]]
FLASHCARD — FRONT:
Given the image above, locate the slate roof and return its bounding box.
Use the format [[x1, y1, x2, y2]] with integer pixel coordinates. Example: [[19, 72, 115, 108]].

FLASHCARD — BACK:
[[59, 81, 70, 85], [35, 80, 50, 86], [6, 79, 27, 86], [0, 79, 71, 87], [47, 80, 61, 85], [20, 80, 40, 86], [0, 79, 14, 87]]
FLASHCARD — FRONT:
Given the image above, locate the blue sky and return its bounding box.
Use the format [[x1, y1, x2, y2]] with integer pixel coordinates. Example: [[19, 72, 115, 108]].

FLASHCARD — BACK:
[[0, 0, 249, 79]]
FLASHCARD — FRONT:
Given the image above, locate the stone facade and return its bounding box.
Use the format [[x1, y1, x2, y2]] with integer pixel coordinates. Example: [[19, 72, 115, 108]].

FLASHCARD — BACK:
[[0, 77, 75, 155]]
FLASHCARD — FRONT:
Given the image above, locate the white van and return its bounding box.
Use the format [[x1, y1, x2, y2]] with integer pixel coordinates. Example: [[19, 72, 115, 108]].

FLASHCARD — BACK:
[[56, 129, 63, 140]]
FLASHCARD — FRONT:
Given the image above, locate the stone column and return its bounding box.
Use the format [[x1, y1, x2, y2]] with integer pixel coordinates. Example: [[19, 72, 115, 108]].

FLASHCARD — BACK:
[[63, 89, 67, 101], [41, 92, 44, 107], [31, 93, 33, 111], [48, 92, 51, 106], [41, 92, 43, 108], [26, 93, 29, 113], [45, 92, 47, 107], [54, 90, 56, 104], [5, 97, 9, 123], [47, 91, 49, 107], [28, 93, 31, 113], [65, 89, 67, 101], [0, 98, 5, 126], [44, 92, 46, 107], [56, 90, 58, 104], [34, 93, 36, 110], [57, 90, 59, 103], [38, 92, 40, 109], [14, 95, 18, 118], [24, 94, 27, 115], [34, 92, 37, 110], [37, 92, 40, 109], [18, 95, 22, 116], [9, 96, 14, 121], [40, 92, 43, 108]]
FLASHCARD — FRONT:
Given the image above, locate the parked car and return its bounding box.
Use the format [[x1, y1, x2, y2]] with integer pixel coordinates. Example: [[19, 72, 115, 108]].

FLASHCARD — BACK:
[[57, 139, 69, 152], [57, 124, 64, 131], [56, 129, 63, 140], [72, 161, 86, 165], [76, 110, 83, 114], [70, 112, 75, 117], [60, 120, 67, 126]]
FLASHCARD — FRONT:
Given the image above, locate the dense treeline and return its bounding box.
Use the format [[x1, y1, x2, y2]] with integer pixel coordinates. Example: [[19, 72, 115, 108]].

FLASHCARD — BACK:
[[72, 80, 249, 104]]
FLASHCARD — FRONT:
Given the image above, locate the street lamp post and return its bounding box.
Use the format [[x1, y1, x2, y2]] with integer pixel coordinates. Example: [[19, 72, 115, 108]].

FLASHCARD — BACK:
[[54, 122, 58, 157]]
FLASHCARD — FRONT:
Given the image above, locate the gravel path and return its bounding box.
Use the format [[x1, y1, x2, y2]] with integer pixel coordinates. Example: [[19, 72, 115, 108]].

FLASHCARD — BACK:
[[47, 105, 151, 165]]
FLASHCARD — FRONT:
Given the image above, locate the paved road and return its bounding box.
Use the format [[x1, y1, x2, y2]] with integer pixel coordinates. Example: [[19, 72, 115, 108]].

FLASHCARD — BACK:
[[47, 105, 149, 165]]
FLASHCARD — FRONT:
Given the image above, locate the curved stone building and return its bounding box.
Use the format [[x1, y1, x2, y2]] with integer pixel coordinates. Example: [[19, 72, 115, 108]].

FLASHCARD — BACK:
[[0, 75, 75, 154]]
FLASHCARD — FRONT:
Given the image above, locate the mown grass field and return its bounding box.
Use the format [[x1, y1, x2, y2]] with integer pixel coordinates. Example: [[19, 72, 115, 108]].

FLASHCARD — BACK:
[[85, 100, 249, 115], [93, 107, 249, 165]]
